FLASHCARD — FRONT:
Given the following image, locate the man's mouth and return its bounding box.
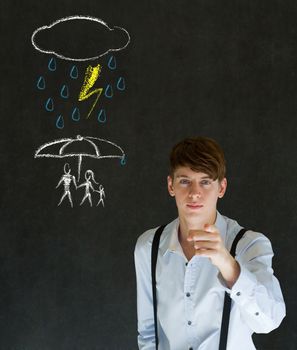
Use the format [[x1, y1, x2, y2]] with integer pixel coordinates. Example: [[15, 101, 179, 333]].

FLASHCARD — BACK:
[[186, 203, 203, 209]]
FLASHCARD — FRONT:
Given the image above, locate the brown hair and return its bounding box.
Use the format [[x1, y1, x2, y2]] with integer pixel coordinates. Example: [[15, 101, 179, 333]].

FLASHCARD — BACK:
[[169, 137, 226, 181]]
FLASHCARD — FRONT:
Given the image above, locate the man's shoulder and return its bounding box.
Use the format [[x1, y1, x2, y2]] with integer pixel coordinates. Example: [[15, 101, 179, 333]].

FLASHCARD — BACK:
[[135, 226, 158, 250], [222, 213, 272, 253], [135, 218, 178, 254]]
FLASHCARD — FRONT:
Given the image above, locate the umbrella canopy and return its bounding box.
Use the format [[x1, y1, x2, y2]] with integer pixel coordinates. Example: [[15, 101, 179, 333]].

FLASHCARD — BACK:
[[35, 135, 126, 180]]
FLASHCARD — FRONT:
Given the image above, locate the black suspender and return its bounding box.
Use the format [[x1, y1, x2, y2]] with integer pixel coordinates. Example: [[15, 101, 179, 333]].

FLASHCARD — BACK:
[[151, 224, 167, 349], [151, 225, 247, 350], [218, 228, 246, 350]]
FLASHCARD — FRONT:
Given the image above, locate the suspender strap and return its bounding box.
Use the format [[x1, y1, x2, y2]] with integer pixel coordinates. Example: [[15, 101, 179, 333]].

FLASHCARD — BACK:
[[151, 224, 167, 350], [230, 228, 247, 257], [219, 228, 247, 350]]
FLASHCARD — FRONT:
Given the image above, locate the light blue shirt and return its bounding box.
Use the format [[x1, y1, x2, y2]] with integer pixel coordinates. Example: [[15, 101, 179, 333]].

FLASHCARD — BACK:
[[134, 212, 286, 350]]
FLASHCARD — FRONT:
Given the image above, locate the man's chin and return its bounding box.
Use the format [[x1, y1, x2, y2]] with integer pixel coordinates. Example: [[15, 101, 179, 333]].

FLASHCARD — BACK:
[[183, 212, 204, 225]]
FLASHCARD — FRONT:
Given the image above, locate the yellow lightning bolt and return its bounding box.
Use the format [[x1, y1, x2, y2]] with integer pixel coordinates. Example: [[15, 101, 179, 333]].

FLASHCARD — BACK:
[[79, 64, 103, 119]]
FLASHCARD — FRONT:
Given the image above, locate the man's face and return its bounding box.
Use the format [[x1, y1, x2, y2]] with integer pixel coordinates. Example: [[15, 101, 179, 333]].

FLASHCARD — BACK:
[[167, 166, 227, 223]]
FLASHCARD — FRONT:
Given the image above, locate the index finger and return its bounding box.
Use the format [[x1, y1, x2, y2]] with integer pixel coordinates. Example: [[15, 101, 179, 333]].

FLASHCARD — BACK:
[[187, 229, 217, 242], [204, 224, 219, 233]]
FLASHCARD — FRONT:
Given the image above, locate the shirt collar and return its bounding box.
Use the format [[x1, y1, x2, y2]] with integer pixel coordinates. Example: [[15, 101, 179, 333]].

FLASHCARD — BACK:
[[160, 211, 227, 257]]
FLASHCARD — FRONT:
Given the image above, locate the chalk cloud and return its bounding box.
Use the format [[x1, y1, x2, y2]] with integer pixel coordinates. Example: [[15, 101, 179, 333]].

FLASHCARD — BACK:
[[31, 15, 131, 61]]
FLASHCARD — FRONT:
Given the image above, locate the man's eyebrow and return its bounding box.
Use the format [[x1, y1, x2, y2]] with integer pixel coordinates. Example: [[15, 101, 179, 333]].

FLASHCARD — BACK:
[[176, 175, 212, 179], [176, 175, 190, 178]]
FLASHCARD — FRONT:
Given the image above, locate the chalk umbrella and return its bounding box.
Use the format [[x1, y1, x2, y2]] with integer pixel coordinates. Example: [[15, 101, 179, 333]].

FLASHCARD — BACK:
[[35, 134, 126, 181]]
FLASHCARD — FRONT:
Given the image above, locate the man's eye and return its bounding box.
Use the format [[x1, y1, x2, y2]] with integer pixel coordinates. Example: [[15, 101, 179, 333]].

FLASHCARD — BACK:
[[201, 180, 211, 185], [180, 179, 190, 185]]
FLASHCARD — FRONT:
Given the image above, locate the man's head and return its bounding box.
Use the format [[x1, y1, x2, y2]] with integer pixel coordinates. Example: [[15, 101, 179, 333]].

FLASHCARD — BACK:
[[169, 137, 226, 181], [167, 137, 227, 226]]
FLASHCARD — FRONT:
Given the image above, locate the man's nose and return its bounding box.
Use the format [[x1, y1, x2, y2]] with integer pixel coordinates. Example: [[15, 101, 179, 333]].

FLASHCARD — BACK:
[[189, 183, 202, 198]]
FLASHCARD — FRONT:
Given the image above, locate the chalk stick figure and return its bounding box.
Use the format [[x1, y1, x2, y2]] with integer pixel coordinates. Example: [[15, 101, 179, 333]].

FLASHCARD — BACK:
[[78, 170, 98, 206], [56, 163, 77, 207], [95, 184, 106, 207]]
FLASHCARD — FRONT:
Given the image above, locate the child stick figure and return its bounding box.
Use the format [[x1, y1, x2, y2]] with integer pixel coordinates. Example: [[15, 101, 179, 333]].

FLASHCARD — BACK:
[[95, 184, 106, 207]]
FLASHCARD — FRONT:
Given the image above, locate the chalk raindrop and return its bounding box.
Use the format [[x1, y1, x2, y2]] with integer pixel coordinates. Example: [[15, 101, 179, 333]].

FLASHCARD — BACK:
[[97, 109, 107, 123], [48, 57, 57, 71], [71, 107, 80, 121], [108, 55, 116, 70], [121, 156, 127, 166], [45, 97, 54, 112], [37, 76, 45, 90], [56, 115, 64, 129], [70, 65, 78, 79], [116, 77, 126, 91], [104, 84, 113, 98], [60, 84, 69, 99]]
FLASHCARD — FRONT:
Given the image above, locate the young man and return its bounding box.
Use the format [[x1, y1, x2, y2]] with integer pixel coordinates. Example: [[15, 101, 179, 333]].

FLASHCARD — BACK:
[[134, 137, 285, 350]]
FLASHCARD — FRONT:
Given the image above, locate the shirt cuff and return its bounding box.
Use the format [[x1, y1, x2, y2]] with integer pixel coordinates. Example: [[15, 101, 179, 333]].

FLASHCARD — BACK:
[[217, 261, 257, 304], [229, 261, 258, 306]]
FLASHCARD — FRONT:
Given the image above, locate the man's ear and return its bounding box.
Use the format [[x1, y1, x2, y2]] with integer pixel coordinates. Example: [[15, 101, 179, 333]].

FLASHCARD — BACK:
[[218, 178, 227, 198], [167, 175, 175, 197]]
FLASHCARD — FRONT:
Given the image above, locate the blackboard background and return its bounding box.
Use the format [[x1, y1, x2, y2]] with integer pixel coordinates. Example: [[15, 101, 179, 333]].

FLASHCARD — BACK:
[[0, 1, 296, 349]]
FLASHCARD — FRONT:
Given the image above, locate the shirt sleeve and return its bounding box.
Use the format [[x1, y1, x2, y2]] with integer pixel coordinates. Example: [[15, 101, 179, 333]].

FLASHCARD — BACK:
[[225, 231, 286, 333], [134, 231, 156, 350]]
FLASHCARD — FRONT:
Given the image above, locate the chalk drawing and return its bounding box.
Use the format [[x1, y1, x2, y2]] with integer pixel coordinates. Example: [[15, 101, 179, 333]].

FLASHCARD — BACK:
[[78, 64, 103, 118], [45, 97, 54, 112], [60, 84, 69, 99], [70, 65, 78, 79], [95, 184, 106, 207], [32, 17, 129, 207], [71, 107, 80, 121], [56, 163, 77, 207], [48, 57, 57, 71], [108, 55, 117, 70], [77, 170, 98, 206], [104, 84, 113, 98], [37, 76, 46, 90], [35, 134, 126, 181], [31, 15, 131, 61], [97, 109, 107, 123], [116, 77, 125, 91], [56, 115, 64, 129], [33, 16, 130, 127]]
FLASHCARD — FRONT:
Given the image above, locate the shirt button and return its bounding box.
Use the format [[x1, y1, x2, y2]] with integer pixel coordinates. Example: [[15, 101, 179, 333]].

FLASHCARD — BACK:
[[255, 312, 259, 316], [189, 348, 193, 350], [236, 292, 241, 296], [186, 292, 191, 297], [188, 321, 192, 325], [185, 262, 188, 266]]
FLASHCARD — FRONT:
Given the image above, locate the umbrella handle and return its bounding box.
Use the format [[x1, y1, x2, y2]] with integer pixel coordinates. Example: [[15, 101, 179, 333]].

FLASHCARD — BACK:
[[78, 155, 82, 181]]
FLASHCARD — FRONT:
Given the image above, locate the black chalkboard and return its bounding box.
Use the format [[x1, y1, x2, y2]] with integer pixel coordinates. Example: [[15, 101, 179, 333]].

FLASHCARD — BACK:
[[0, 1, 296, 349]]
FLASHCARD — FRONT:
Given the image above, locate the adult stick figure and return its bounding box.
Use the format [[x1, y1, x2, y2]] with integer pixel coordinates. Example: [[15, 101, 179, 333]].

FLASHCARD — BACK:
[[56, 163, 77, 207], [78, 170, 98, 206]]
